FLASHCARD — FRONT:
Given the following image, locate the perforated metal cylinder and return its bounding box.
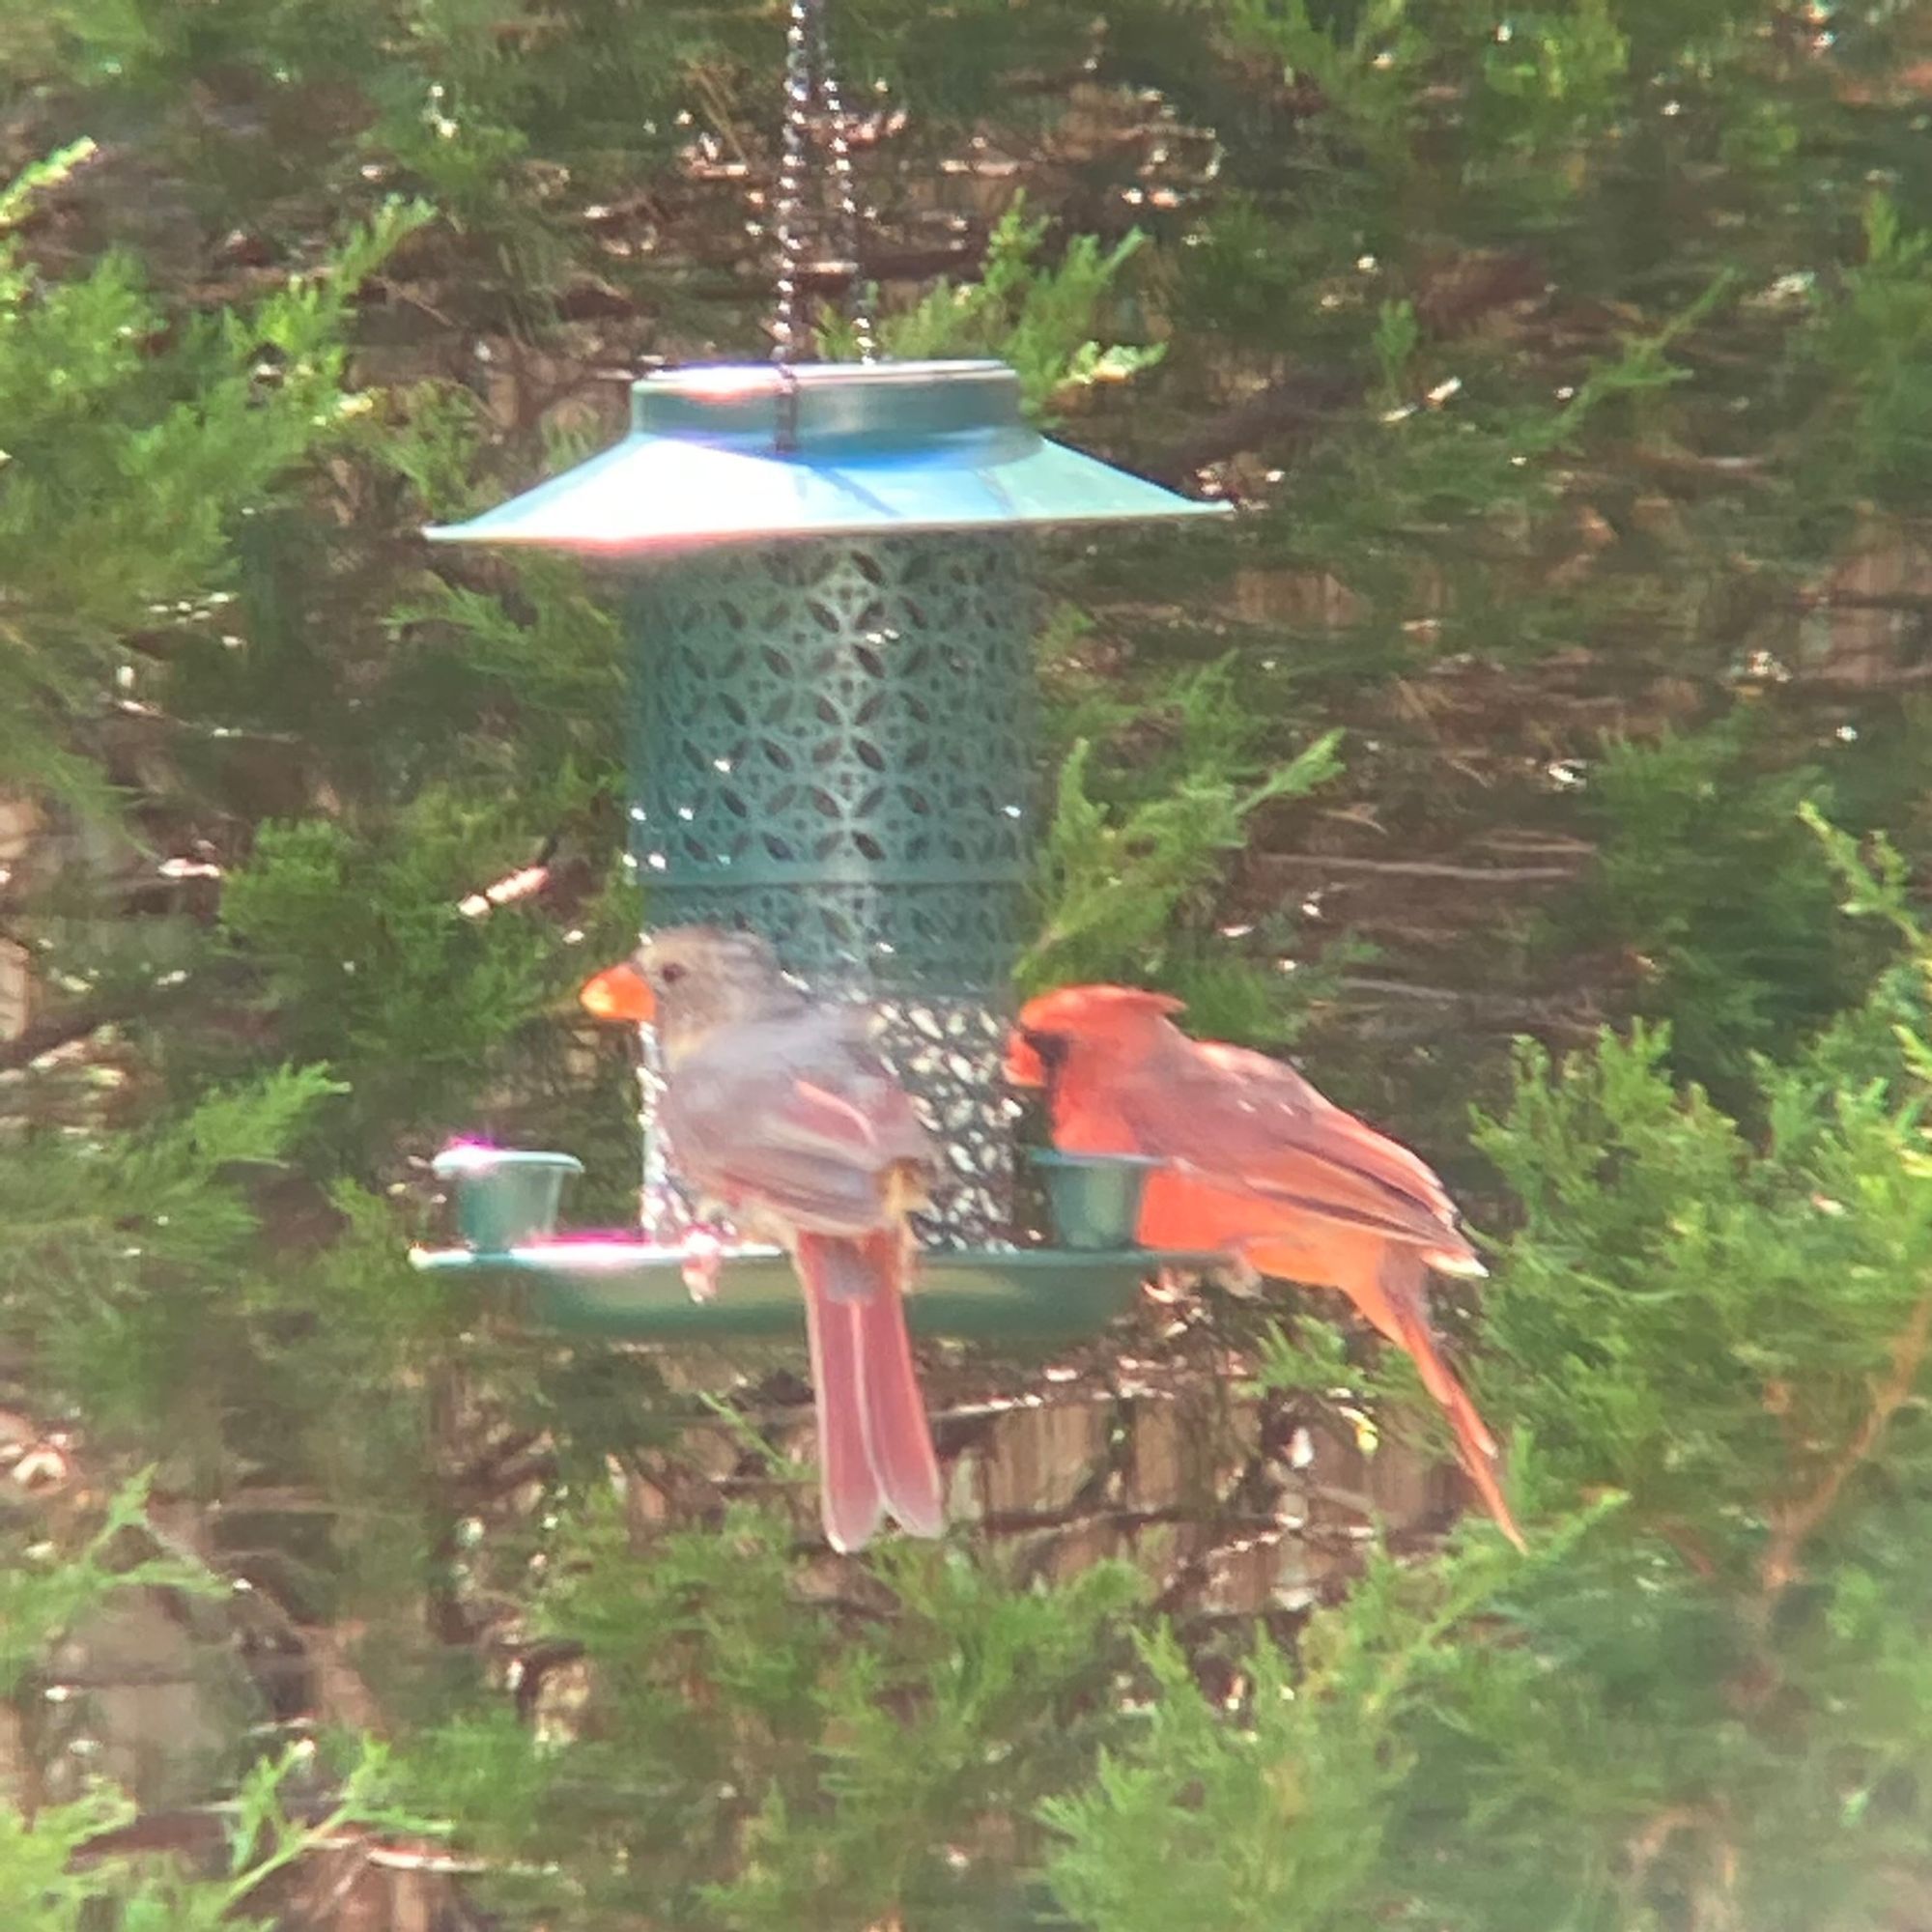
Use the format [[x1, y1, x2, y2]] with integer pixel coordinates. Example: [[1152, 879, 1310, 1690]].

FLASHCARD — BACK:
[[627, 533, 1037, 1244]]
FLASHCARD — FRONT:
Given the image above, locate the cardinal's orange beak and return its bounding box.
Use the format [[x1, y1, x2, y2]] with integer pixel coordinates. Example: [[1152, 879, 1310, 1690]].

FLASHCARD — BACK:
[[1004, 1029, 1047, 1088], [579, 960, 655, 1024]]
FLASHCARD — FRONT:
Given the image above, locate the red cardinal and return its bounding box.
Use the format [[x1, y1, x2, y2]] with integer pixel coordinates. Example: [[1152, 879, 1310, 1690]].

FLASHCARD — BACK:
[[581, 927, 944, 1552], [1006, 984, 1523, 1549]]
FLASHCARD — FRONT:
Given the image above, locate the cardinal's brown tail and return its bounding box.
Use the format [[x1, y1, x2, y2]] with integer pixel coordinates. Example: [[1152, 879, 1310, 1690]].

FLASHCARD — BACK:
[[850, 1229, 946, 1540], [795, 1231, 944, 1548], [797, 1244, 885, 1552]]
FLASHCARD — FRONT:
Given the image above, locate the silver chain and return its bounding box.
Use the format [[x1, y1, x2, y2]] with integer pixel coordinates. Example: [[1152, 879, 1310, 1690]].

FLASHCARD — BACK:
[[769, 0, 876, 367], [769, 0, 811, 365], [811, 0, 876, 362]]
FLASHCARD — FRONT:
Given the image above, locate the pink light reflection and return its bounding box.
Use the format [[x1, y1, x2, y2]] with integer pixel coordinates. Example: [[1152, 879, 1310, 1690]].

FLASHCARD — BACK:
[[503, 1234, 785, 1268], [674, 367, 781, 400], [435, 1139, 503, 1171]]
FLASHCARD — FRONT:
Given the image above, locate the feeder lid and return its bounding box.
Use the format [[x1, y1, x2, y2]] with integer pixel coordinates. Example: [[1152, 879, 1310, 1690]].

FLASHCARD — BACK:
[[425, 359, 1231, 551]]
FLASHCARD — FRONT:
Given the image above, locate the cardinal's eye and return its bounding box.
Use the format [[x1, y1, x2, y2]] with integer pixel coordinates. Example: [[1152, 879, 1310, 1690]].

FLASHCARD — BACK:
[[658, 962, 687, 988], [1022, 1028, 1066, 1067]]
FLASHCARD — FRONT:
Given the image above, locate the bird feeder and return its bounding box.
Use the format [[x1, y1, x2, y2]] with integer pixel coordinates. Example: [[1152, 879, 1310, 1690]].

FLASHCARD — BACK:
[[409, 359, 1227, 1342], [407, 0, 1227, 1341], [434, 358, 1221, 1243]]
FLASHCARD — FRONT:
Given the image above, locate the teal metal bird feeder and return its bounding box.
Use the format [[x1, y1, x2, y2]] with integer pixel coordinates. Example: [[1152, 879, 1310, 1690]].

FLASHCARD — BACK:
[[408, 4, 1227, 1342]]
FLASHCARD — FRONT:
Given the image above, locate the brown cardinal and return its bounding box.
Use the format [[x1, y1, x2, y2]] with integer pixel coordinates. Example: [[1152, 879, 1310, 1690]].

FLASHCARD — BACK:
[[1006, 984, 1523, 1550], [580, 927, 945, 1553]]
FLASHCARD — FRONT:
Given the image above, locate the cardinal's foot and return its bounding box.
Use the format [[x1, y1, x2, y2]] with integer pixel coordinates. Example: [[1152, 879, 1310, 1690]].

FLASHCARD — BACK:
[[680, 1228, 727, 1303]]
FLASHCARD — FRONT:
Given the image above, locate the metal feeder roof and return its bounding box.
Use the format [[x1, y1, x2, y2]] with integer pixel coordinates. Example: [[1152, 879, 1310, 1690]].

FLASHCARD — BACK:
[[425, 359, 1231, 551]]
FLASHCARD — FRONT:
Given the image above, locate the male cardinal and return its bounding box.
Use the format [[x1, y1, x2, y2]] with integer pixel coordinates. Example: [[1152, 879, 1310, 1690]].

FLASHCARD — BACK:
[[580, 927, 945, 1553], [1006, 984, 1523, 1550]]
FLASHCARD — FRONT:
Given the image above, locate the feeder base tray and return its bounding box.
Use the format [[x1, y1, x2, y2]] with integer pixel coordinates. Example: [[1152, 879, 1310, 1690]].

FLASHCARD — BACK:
[[411, 1239, 1214, 1345]]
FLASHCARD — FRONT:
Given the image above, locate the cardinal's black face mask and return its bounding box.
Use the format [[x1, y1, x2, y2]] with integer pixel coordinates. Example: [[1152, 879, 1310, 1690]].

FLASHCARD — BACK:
[[1019, 1028, 1069, 1098]]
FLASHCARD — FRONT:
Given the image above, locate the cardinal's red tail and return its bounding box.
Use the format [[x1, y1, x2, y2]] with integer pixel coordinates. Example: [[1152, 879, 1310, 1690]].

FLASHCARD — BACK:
[[795, 1231, 944, 1548], [1372, 1247, 1525, 1552]]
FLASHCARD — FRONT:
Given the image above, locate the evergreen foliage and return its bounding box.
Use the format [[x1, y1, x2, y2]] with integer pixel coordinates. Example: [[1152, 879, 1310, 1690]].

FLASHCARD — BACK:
[[9, 1, 1932, 1927]]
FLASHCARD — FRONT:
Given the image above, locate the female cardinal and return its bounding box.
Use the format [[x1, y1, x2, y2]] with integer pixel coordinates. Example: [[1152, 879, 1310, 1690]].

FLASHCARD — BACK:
[[1006, 984, 1523, 1549], [580, 927, 945, 1552]]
